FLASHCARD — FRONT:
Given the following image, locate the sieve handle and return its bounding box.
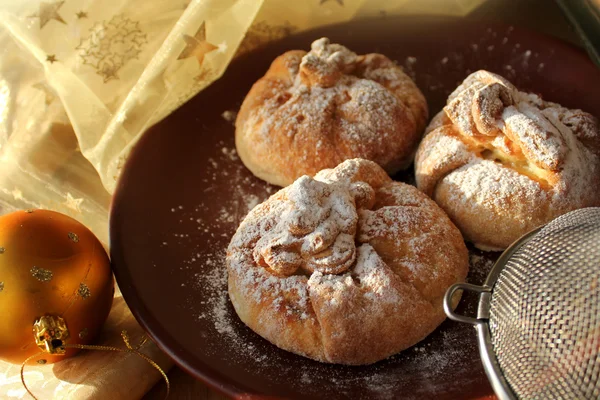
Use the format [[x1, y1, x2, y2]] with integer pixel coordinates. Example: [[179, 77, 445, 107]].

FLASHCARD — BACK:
[[444, 283, 491, 325]]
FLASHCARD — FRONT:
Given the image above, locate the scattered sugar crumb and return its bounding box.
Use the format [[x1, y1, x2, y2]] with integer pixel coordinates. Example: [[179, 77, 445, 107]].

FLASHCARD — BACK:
[[221, 110, 237, 123]]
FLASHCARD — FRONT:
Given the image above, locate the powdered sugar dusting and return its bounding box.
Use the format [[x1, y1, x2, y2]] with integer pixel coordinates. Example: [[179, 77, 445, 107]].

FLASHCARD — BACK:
[[416, 70, 600, 249], [227, 159, 468, 366], [237, 37, 427, 185], [468, 252, 495, 284], [252, 176, 359, 276], [442, 71, 598, 201], [146, 20, 598, 398]]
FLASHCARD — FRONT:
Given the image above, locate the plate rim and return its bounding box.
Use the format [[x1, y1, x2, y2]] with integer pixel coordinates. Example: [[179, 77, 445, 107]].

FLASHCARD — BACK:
[[109, 15, 596, 400]]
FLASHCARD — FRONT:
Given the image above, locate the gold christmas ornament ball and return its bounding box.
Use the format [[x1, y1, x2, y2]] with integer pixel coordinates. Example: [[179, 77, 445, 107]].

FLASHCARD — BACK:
[[0, 209, 114, 365]]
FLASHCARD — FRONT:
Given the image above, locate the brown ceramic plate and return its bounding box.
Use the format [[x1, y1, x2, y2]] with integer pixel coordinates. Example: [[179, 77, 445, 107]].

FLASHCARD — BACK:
[[110, 16, 600, 400]]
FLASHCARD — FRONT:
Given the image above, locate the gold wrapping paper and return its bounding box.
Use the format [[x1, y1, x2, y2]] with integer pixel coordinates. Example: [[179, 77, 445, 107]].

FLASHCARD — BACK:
[[0, 0, 484, 398]]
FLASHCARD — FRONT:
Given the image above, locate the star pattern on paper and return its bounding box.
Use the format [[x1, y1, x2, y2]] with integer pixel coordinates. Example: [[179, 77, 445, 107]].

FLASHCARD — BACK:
[[76, 14, 147, 82], [64, 193, 84, 213], [32, 82, 57, 105], [320, 0, 344, 5], [99, 62, 120, 81], [46, 54, 58, 63], [29, 1, 66, 29], [76, 11, 88, 19], [177, 21, 218, 67]]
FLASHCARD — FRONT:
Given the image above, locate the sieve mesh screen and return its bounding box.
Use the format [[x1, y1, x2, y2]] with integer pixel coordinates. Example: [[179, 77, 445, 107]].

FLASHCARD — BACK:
[[489, 208, 600, 399]]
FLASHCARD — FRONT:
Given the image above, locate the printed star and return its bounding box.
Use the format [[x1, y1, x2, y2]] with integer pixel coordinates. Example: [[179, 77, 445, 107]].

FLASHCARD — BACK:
[[177, 21, 218, 66], [107, 13, 126, 28], [64, 193, 84, 212], [320, 0, 344, 5], [32, 82, 56, 105], [131, 34, 147, 47], [99, 64, 119, 82], [76, 11, 88, 19], [30, 1, 66, 29], [46, 54, 58, 63]]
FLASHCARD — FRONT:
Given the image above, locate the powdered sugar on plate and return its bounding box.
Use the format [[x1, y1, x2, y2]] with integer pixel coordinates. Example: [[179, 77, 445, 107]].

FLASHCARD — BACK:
[[154, 23, 553, 398], [165, 136, 497, 397], [161, 129, 496, 397]]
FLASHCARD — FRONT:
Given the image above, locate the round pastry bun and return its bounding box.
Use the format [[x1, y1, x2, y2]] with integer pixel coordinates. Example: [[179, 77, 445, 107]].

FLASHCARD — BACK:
[[227, 159, 468, 365], [235, 38, 428, 187], [415, 70, 600, 251]]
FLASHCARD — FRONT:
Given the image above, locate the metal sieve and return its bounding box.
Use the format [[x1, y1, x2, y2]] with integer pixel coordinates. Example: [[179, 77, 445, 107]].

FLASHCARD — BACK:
[[444, 207, 600, 400]]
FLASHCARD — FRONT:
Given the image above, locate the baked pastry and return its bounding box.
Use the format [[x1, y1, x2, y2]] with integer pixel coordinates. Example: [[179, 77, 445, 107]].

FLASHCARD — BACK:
[[235, 38, 428, 187], [227, 159, 468, 365], [415, 70, 600, 251]]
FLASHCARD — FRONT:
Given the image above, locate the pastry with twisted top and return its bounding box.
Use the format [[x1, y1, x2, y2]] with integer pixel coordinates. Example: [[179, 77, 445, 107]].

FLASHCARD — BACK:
[[235, 38, 428, 187], [415, 70, 600, 251], [227, 159, 468, 365]]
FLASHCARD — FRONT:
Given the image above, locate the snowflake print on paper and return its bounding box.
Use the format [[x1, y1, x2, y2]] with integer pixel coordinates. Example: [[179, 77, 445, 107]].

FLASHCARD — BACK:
[[76, 14, 147, 83]]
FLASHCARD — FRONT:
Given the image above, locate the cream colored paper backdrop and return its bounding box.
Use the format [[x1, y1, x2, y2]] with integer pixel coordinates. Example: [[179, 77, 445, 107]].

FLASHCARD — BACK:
[[0, 0, 483, 398]]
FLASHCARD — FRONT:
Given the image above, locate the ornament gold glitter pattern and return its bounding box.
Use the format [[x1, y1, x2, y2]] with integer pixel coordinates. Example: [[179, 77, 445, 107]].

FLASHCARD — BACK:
[[68, 232, 79, 243], [75, 11, 88, 19], [36, 359, 47, 364], [63, 192, 83, 212], [0, 282, 4, 292], [0, 247, 4, 254], [45, 54, 58, 64], [77, 283, 91, 299], [177, 21, 217, 66], [30, 266, 53, 282], [76, 14, 147, 83], [0, 210, 115, 367], [29, 1, 66, 29], [32, 82, 56, 105]]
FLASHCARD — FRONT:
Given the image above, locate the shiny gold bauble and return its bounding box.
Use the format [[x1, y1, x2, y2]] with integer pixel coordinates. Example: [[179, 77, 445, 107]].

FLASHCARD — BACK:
[[0, 209, 114, 364]]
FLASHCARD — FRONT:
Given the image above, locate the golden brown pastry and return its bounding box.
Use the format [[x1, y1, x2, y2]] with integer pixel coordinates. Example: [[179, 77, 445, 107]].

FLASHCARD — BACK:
[[227, 159, 468, 365], [235, 38, 428, 187], [415, 70, 600, 251]]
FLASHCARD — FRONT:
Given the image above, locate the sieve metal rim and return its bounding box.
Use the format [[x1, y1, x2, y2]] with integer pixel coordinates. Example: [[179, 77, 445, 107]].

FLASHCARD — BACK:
[[443, 227, 543, 400]]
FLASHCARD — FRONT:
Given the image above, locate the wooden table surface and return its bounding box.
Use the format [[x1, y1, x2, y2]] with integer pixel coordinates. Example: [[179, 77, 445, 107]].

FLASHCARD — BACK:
[[143, 0, 582, 398]]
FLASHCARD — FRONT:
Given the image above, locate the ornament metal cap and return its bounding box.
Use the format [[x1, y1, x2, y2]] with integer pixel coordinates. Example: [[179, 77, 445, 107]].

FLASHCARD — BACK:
[[33, 315, 70, 354]]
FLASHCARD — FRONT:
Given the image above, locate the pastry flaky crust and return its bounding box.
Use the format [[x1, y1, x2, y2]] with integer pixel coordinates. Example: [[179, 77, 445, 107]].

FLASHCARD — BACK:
[[227, 159, 468, 365], [235, 38, 428, 187], [415, 70, 600, 251]]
